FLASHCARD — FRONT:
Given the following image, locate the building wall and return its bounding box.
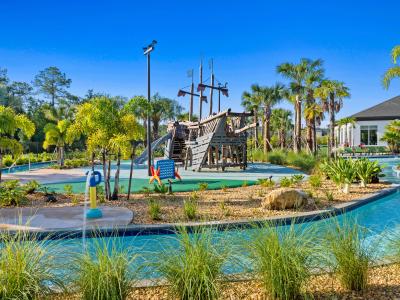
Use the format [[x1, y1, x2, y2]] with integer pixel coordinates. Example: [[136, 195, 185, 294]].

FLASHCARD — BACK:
[[353, 120, 389, 146]]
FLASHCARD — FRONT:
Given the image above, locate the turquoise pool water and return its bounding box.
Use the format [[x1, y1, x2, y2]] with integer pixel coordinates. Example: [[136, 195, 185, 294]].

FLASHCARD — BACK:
[[1, 161, 54, 173]]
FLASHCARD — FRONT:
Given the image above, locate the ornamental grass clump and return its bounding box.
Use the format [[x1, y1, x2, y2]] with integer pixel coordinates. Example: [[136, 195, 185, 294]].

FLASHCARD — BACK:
[[323, 218, 375, 291], [157, 227, 227, 300], [0, 230, 65, 299], [248, 222, 317, 300], [73, 238, 137, 300]]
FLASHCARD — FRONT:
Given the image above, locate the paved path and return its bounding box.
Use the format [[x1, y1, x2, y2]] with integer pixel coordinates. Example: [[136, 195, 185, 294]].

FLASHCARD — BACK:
[[3, 162, 303, 184], [0, 206, 133, 230]]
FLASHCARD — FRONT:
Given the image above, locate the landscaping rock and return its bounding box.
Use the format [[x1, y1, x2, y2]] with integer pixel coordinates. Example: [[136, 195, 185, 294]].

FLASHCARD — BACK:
[[262, 188, 306, 210]]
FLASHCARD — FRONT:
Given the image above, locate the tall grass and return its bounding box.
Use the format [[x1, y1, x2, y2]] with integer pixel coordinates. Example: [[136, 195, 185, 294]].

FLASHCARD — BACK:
[[156, 227, 227, 300], [323, 218, 375, 291], [247, 222, 317, 299], [73, 238, 137, 300], [0, 230, 65, 299]]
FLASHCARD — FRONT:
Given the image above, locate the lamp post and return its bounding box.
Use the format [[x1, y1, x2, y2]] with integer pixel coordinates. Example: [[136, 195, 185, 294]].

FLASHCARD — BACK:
[[143, 40, 157, 176]]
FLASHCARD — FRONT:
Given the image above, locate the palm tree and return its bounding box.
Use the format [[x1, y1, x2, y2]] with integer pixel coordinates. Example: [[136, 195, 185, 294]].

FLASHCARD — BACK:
[[315, 80, 350, 157], [304, 103, 324, 154], [381, 120, 400, 152], [43, 120, 70, 167], [253, 83, 286, 153], [271, 108, 292, 149], [0, 105, 35, 182], [242, 85, 262, 148], [126, 95, 151, 141], [382, 45, 400, 90], [277, 59, 309, 152], [303, 59, 324, 153], [337, 117, 356, 146]]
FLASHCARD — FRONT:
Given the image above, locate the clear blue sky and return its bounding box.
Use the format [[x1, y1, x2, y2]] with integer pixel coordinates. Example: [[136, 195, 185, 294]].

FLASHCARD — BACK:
[[1, 0, 400, 124]]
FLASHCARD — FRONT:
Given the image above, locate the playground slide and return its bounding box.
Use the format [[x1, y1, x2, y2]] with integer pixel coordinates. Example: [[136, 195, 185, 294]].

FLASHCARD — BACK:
[[134, 132, 172, 164]]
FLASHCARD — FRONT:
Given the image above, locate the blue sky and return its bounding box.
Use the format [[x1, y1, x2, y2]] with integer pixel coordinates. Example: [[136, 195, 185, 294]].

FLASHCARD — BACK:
[[1, 0, 400, 124]]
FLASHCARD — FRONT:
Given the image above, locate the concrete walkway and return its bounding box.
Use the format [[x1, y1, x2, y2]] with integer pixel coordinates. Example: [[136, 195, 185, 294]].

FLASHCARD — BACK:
[[0, 206, 133, 230]]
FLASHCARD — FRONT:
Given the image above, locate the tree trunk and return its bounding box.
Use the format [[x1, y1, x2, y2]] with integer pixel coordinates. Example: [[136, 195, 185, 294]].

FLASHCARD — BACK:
[[60, 146, 65, 167], [152, 120, 159, 141], [101, 151, 109, 202], [112, 151, 121, 200], [312, 121, 317, 155], [263, 107, 272, 153], [254, 109, 259, 148], [0, 152, 3, 183], [329, 94, 335, 158], [127, 146, 135, 201], [107, 157, 112, 200], [294, 95, 302, 153]]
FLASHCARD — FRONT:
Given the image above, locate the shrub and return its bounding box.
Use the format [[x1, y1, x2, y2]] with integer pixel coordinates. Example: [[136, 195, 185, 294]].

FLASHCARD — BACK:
[[248, 222, 317, 299], [291, 174, 304, 184], [157, 227, 226, 300], [251, 149, 268, 162], [0, 180, 26, 206], [308, 175, 322, 188], [257, 178, 275, 188], [183, 197, 197, 220], [279, 177, 292, 188], [286, 152, 316, 173], [355, 158, 382, 187], [23, 180, 41, 194], [325, 191, 334, 202], [320, 158, 357, 193], [324, 219, 374, 291], [0, 231, 65, 299], [266, 150, 287, 165], [73, 238, 136, 300], [148, 199, 161, 220], [64, 184, 73, 196], [198, 182, 209, 192], [153, 183, 168, 194]]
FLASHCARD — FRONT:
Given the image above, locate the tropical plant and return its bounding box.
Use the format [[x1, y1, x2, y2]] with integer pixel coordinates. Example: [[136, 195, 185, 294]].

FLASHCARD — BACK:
[[0, 105, 35, 182], [183, 197, 198, 220], [148, 198, 162, 220], [279, 177, 292, 188], [73, 238, 136, 300], [308, 174, 322, 188], [266, 149, 287, 165], [248, 222, 317, 299], [315, 80, 350, 157], [320, 158, 356, 193], [198, 182, 209, 191], [381, 119, 400, 152], [323, 218, 375, 291], [304, 102, 324, 153], [0, 180, 26, 206], [0, 231, 65, 299], [337, 117, 356, 146], [242, 85, 262, 148], [355, 158, 382, 187], [271, 108, 292, 149], [382, 45, 400, 90], [23, 180, 41, 194], [43, 119, 70, 167], [156, 227, 227, 300]]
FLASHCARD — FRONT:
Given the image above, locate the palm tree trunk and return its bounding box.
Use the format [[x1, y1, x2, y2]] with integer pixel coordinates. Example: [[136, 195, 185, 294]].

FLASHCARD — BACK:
[[312, 120, 317, 155], [107, 156, 112, 200], [60, 146, 65, 167], [112, 151, 121, 200], [329, 94, 335, 158], [0, 152, 3, 183], [101, 151, 109, 202], [264, 107, 272, 153], [294, 95, 302, 153], [152, 120, 159, 141], [254, 109, 259, 148], [127, 145, 135, 201]]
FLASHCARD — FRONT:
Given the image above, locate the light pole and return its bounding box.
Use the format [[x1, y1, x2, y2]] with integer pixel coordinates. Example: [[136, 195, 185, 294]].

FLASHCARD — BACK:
[[143, 40, 157, 176]]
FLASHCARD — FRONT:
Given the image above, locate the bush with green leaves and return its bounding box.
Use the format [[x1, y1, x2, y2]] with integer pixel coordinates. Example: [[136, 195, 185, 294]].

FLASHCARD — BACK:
[[0, 180, 26, 206], [257, 178, 275, 188], [308, 174, 322, 188], [320, 158, 357, 193], [198, 182, 209, 191], [22, 180, 41, 194], [248, 222, 317, 299], [279, 177, 292, 188], [325, 191, 334, 202], [157, 227, 227, 300], [291, 174, 304, 184], [148, 198, 162, 220], [266, 150, 287, 165], [355, 158, 382, 187], [0, 231, 65, 299], [323, 218, 375, 291], [73, 238, 136, 300], [286, 151, 317, 173], [64, 184, 73, 196], [153, 183, 168, 194]]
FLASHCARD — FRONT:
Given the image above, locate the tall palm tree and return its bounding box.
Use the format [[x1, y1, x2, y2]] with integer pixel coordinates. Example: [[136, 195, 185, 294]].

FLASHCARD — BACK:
[[0, 105, 35, 182], [271, 108, 292, 149], [253, 83, 286, 153], [382, 45, 400, 90], [303, 59, 324, 153], [43, 120, 70, 167], [242, 85, 262, 148], [337, 117, 356, 146], [315, 80, 350, 157], [277, 59, 309, 152], [304, 103, 324, 154]]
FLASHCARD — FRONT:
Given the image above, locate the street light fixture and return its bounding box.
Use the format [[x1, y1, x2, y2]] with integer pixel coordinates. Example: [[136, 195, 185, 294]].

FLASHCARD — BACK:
[[143, 40, 157, 176]]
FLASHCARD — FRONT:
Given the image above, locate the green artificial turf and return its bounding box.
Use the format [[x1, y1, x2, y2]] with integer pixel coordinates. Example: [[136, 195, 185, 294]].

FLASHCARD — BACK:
[[44, 178, 256, 194]]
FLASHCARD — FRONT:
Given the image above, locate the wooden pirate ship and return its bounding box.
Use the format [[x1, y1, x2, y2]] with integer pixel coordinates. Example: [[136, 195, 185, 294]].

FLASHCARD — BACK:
[[164, 60, 257, 172]]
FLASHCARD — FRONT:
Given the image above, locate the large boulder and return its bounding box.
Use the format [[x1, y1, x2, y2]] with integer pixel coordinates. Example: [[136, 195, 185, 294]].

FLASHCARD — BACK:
[[262, 188, 307, 210]]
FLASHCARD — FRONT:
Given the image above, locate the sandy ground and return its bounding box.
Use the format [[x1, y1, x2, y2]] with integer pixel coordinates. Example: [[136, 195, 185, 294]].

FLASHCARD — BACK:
[[50, 263, 400, 299], [20, 179, 390, 225]]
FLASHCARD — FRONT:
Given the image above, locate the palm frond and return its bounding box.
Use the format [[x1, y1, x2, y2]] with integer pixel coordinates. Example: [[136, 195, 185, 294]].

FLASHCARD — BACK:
[[382, 66, 400, 90]]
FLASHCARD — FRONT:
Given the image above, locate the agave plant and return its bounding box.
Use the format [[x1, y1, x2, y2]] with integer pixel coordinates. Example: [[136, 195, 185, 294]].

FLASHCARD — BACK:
[[355, 158, 382, 187], [320, 158, 356, 193]]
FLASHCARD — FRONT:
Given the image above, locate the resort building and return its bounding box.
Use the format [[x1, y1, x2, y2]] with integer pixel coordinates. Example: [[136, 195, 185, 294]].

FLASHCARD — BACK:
[[335, 95, 400, 147]]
